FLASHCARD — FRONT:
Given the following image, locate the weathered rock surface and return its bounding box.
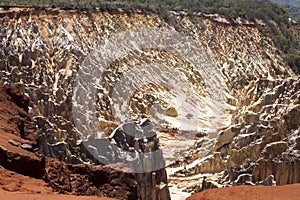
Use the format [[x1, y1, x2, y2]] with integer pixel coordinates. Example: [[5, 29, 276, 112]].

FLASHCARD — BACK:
[[253, 155, 300, 186], [0, 7, 299, 200], [80, 120, 170, 200], [0, 87, 139, 200], [0, 87, 38, 143], [0, 87, 44, 178], [45, 158, 139, 199], [180, 78, 300, 189], [0, 8, 293, 159]]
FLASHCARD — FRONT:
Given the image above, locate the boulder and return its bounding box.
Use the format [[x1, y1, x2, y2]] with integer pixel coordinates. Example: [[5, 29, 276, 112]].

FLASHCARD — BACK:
[[165, 107, 178, 117], [233, 173, 254, 186], [262, 141, 288, 158], [256, 175, 276, 186]]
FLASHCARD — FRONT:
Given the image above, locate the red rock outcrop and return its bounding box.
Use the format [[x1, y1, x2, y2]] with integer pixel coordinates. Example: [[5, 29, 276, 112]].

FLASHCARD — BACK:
[[0, 87, 139, 200], [0, 87, 44, 178], [0, 87, 38, 142]]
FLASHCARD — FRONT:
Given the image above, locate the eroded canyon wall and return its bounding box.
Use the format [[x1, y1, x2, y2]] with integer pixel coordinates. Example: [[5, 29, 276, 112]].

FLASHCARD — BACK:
[[0, 7, 298, 197]]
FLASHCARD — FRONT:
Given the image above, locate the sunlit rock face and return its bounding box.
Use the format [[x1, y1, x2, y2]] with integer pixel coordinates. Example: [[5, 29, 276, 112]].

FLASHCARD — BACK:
[[0, 8, 291, 154], [0, 7, 297, 198], [181, 78, 300, 189], [211, 78, 300, 165]]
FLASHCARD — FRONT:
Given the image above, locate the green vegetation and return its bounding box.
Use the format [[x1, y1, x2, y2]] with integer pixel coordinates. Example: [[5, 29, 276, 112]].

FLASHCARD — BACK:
[[285, 52, 300, 73], [0, 0, 299, 73], [270, 0, 300, 18], [72, 146, 87, 161]]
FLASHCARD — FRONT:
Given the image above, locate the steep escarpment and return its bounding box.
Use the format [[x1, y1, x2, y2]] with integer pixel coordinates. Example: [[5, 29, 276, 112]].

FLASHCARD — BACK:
[[0, 8, 292, 157], [205, 78, 300, 177]]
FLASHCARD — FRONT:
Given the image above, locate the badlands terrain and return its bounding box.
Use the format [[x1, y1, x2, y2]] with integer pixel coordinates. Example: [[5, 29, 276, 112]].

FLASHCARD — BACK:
[[0, 86, 300, 199], [0, 3, 299, 200]]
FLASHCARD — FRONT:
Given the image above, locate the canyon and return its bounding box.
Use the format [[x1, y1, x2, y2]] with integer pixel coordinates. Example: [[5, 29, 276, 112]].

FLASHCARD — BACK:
[[0, 6, 299, 200]]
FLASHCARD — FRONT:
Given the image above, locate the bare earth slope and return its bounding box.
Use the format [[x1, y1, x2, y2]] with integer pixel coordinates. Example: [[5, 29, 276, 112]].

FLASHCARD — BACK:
[[0, 191, 113, 200], [187, 184, 300, 200], [0, 168, 113, 200]]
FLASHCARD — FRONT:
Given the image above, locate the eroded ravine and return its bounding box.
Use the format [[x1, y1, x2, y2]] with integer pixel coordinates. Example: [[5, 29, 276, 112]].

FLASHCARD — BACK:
[[0, 7, 297, 200]]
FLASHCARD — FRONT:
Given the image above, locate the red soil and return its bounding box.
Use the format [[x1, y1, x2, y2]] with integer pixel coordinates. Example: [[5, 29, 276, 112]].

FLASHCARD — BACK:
[[0, 192, 114, 200], [187, 184, 300, 200], [0, 163, 113, 200]]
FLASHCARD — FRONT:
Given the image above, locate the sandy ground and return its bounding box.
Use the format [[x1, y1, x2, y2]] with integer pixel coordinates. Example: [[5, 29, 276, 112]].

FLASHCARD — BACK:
[[0, 167, 52, 194], [187, 184, 300, 200], [0, 191, 114, 200], [0, 167, 114, 200]]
